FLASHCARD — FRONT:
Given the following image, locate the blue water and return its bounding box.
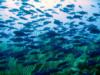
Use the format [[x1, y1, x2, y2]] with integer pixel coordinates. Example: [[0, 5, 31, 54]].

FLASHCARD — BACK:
[[0, 0, 100, 75]]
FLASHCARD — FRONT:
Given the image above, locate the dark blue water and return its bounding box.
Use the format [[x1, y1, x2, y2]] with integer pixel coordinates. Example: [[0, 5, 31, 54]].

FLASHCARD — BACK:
[[0, 0, 100, 75]]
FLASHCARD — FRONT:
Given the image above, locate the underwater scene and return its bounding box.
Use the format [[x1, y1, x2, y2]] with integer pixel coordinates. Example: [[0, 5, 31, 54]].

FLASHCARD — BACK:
[[0, 0, 100, 75]]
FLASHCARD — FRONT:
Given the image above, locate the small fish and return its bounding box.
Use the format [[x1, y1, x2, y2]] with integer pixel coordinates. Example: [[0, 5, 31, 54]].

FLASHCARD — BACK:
[[87, 50, 100, 57], [0, 32, 9, 38], [87, 17, 96, 22], [78, 22, 86, 25], [34, 0, 40, 2], [54, 19, 63, 26], [67, 4, 75, 8], [67, 16, 73, 19], [19, 16, 28, 20], [73, 15, 82, 19], [0, 6, 8, 9], [46, 57, 60, 61], [10, 37, 24, 42], [43, 27, 51, 31], [54, 4, 62, 8], [43, 21, 51, 25], [45, 13, 53, 17], [11, 50, 28, 58], [87, 25, 100, 34], [77, 11, 88, 15], [46, 30, 58, 37], [36, 8, 44, 13], [57, 62, 68, 69], [60, 7, 70, 13], [13, 31, 29, 36], [93, 13, 100, 17], [9, 8, 19, 12]]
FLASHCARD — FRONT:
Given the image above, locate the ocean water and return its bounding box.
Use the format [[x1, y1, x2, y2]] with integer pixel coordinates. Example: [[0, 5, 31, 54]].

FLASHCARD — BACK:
[[0, 0, 100, 75]]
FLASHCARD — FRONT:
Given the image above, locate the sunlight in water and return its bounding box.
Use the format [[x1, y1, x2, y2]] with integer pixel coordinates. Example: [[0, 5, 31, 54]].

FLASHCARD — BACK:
[[5, 0, 92, 10]]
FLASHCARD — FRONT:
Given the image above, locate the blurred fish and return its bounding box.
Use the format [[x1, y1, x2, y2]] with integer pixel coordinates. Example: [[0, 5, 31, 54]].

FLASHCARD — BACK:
[[73, 15, 82, 19], [54, 4, 62, 8], [67, 16, 73, 19], [60, 7, 70, 13], [45, 13, 53, 17], [67, 4, 75, 8], [0, 32, 9, 38], [43, 21, 51, 25], [54, 19, 63, 26], [9, 8, 19, 12], [36, 8, 44, 13], [0, 6, 8, 9], [57, 61, 69, 69], [10, 37, 24, 42], [87, 25, 100, 34], [34, 0, 40, 2], [43, 27, 51, 31], [77, 11, 88, 15], [87, 50, 100, 57], [13, 30, 29, 36], [87, 17, 96, 22], [46, 57, 60, 61], [19, 16, 28, 20], [93, 13, 100, 17]]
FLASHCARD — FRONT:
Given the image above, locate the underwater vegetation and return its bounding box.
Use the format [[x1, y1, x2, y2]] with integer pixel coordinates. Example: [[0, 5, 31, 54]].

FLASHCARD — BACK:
[[0, 0, 100, 75]]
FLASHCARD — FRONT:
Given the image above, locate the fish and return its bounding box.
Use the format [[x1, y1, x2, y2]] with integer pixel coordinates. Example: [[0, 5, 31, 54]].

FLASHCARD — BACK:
[[77, 11, 88, 15], [54, 19, 63, 26], [60, 7, 70, 13], [43, 27, 51, 31], [34, 0, 40, 2], [43, 21, 51, 25], [13, 30, 29, 36], [73, 15, 82, 19], [54, 4, 62, 8], [67, 4, 75, 8], [45, 30, 58, 38], [93, 13, 100, 17], [45, 13, 53, 17], [0, 5, 8, 9], [11, 50, 28, 58], [87, 25, 100, 34], [87, 50, 100, 57], [46, 57, 60, 61], [67, 16, 73, 19], [0, 32, 9, 38], [9, 8, 19, 12], [10, 37, 25, 42], [36, 8, 44, 13], [19, 16, 28, 20], [87, 17, 96, 22], [57, 61, 69, 69]]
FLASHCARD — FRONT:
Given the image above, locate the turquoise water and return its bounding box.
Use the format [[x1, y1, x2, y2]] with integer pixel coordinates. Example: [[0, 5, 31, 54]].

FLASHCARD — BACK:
[[0, 0, 100, 75]]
